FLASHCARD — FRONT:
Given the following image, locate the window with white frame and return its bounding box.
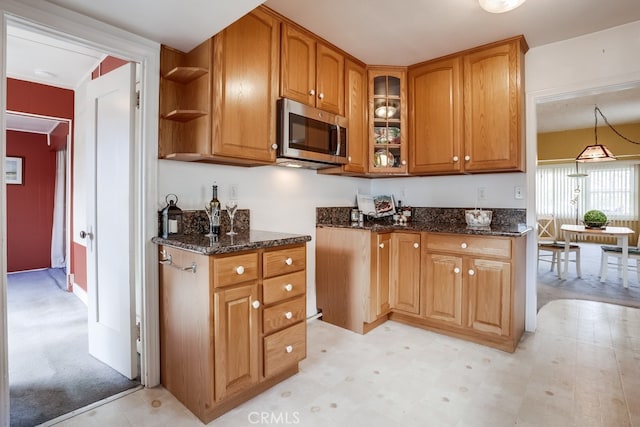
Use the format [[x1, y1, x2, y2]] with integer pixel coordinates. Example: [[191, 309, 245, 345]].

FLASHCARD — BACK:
[[536, 162, 639, 221]]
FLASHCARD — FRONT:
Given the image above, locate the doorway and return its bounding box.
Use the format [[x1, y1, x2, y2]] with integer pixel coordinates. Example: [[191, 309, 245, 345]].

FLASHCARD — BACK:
[[0, 2, 161, 425]]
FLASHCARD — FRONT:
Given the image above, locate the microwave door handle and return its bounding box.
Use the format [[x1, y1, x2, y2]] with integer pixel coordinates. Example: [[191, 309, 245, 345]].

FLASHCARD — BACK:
[[335, 123, 341, 156]]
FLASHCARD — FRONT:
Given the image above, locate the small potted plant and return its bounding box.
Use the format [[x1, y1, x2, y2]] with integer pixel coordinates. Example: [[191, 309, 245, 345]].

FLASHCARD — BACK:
[[583, 209, 608, 229]]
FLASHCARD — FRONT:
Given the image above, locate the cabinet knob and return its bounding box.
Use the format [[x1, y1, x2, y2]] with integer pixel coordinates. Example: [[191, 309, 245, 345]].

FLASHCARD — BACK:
[[285, 345, 293, 353], [318, 92, 324, 100], [464, 155, 471, 162], [348, 156, 352, 162], [284, 283, 293, 292], [401, 160, 406, 165], [413, 242, 419, 249], [460, 243, 468, 249], [379, 243, 385, 249], [453, 156, 459, 162], [236, 265, 245, 275], [468, 269, 475, 276], [285, 311, 293, 320], [271, 143, 278, 150], [252, 300, 260, 309], [285, 257, 293, 266], [454, 267, 460, 274], [309, 89, 316, 96]]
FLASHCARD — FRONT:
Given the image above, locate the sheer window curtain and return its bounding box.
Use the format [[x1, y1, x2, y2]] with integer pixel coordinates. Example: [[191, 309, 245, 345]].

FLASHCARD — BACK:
[[536, 162, 639, 223], [51, 148, 66, 269]]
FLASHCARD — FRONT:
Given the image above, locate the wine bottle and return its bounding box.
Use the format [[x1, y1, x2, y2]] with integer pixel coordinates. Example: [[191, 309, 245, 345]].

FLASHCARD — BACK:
[[209, 185, 221, 236]]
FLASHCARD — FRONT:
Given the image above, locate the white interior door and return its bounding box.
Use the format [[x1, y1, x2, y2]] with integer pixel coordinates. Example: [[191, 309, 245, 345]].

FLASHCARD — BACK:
[[85, 63, 137, 379]]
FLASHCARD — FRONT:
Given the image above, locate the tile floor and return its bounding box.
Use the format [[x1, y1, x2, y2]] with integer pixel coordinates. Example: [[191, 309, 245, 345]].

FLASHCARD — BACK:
[[54, 299, 640, 427]]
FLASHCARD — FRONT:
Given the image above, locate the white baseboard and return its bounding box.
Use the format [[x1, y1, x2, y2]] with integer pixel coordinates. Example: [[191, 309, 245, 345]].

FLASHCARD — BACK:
[[73, 283, 88, 306]]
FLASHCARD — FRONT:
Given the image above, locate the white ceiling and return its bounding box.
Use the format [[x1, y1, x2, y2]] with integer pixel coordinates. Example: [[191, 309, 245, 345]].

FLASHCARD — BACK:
[[6, 0, 640, 133]]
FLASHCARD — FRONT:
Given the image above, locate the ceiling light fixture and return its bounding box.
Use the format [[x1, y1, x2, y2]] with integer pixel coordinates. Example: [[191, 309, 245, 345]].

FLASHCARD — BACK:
[[576, 105, 640, 162], [478, 0, 527, 13], [34, 69, 58, 78]]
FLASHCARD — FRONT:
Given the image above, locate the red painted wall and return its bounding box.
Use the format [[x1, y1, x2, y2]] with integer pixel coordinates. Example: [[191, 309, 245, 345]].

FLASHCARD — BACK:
[[6, 131, 56, 271], [6, 79, 78, 281]]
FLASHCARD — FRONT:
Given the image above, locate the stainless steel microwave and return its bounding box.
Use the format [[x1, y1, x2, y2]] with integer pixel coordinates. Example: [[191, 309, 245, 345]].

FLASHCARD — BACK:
[[276, 98, 348, 169]]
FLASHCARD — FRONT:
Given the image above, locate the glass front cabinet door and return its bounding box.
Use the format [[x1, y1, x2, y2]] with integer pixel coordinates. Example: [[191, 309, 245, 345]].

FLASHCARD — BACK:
[[368, 68, 407, 174]]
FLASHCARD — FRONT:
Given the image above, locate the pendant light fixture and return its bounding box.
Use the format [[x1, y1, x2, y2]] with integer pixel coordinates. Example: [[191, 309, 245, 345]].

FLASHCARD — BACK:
[[576, 105, 640, 162], [478, 0, 527, 13]]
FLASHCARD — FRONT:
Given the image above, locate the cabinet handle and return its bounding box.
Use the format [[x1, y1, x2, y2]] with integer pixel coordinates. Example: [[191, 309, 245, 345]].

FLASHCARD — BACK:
[[454, 267, 460, 274], [318, 92, 324, 100], [285, 311, 293, 320], [413, 242, 419, 249], [468, 269, 475, 276], [285, 345, 293, 353], [453, 156, 459, 162], [464, 155, 471, 162], [284, 284, 293, 292], [309, 89, 316, 96], [236, 265, 245, 275], [285, 257, 293, 266], [379, 243, 385, 249], [271, 143, 278, 150], [460, 243, 467, 249], [252, 300, 260, 309]]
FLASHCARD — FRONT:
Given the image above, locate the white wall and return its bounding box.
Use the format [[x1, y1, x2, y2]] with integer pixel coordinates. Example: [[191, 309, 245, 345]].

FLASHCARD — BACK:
[[158, 160, 373, 316], [524, 19, 640, 331]]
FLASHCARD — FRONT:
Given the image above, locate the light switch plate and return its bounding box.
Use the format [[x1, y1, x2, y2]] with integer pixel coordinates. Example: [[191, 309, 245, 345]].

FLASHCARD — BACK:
[[514, 186, 523, 199]]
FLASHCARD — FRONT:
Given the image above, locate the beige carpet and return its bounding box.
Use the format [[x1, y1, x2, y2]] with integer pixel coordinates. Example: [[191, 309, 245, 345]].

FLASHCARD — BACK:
[[537, 242, 640, 311]]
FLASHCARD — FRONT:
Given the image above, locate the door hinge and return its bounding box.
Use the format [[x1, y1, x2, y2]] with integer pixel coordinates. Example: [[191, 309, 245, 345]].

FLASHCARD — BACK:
[[135, 321, 141, 341], [136, 90, 140, 109]]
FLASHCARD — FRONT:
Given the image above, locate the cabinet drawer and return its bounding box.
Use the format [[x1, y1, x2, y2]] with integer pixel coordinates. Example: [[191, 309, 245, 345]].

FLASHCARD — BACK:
[[263, 322, 306, 378], [263, 245, 305, 278], [425, 234, 511, 259], [262, 270, 306, 305], [263, 296, 306, 335], [212, 252, 259, 288]]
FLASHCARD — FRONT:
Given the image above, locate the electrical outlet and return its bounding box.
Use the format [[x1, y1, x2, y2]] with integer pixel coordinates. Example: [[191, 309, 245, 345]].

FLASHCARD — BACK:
[[477, 187, 487, 201], [514, 186, 524, 199], [230, 184, 239, 200]]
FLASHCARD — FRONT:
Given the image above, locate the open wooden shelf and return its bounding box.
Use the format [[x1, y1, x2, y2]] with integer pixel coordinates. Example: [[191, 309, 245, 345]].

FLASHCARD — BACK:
[[163, 66, 208, 84]]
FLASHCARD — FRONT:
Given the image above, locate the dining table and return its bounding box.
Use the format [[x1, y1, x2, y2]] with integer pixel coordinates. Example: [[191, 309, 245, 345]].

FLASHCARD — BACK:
[[560, 224, 635, 288]]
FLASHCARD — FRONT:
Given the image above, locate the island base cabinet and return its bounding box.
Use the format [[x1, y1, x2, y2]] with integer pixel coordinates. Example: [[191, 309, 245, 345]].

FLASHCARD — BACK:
[[159, 243, 307, 424]]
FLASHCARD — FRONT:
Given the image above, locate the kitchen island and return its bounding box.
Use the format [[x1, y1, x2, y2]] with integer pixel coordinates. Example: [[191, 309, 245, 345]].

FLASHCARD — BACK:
[[152, 229, 311, 423], [316, 207, 531, 352]]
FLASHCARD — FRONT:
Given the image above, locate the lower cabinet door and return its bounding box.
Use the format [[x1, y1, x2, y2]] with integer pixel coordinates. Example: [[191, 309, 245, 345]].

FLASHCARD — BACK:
[[264, 322, 306, 378], [466, 258, 511, 336], [423, 252, 463, 327], [214, 283, 260, 400]]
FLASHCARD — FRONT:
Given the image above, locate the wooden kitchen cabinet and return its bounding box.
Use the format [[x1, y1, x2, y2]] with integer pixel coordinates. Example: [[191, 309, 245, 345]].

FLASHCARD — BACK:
[[408, 36, 528, 175], [315, 228, 391, 334], [214, 282, 260, 400], [159, 6, 280, 165], [390, 232, 421, 315], [280, 22, 344, 115], [159, 242, 307, 423], [414, 232, 526, 352], [369, 67, 408, 175]]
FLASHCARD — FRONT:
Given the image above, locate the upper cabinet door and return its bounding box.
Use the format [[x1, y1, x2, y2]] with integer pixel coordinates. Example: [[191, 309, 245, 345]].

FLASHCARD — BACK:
[[463, 38, 526, 172], [408, 56, 463, 175], [316, 43, 344, 115], [343, 59, 368, 174], [280, 23, 344, 115], [280, 23, 316, 107], [211, 8, 281, 163]]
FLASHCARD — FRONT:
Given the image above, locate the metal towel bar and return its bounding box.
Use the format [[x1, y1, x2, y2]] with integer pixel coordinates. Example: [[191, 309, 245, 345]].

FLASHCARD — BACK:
[[159, 252, 197, 273]]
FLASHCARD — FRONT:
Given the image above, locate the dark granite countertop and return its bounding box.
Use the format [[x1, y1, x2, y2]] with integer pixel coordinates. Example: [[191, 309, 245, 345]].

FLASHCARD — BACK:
[[316, 220, 532, 237], [152, 230, 312, 255]]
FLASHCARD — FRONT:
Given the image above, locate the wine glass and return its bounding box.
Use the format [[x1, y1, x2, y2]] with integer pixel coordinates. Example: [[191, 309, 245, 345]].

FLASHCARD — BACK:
[[204, 205, 216, 237], [225, 200, 238, 235]]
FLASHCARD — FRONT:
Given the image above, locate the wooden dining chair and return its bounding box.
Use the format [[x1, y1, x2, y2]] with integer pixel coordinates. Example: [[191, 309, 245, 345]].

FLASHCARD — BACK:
[[599, 239, 640, 283], [537, 215, 582, 277]]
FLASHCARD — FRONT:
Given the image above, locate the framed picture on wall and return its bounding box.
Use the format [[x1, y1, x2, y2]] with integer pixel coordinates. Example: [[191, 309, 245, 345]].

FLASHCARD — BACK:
[[6, 156, 23, 185]]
